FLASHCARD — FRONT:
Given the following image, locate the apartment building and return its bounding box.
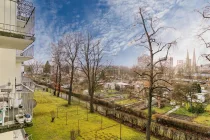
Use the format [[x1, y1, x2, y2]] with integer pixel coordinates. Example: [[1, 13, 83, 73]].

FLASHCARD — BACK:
[[0, 0, 35, 139]]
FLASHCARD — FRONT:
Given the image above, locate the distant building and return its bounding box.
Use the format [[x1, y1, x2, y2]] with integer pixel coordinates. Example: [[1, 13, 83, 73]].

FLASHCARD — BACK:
[[199, 64, 210, 73], [185, 50, 191, 74], [169, 57, 173, 67], [185, 48, 197, 74], [164, 57, 173, 67], [192, 48, 197, 73], [177, 60, 184, 67]]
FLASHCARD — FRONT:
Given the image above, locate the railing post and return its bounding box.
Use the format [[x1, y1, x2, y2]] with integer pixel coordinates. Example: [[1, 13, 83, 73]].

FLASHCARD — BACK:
[[101, 115, 103, 129], [57, 107, 58, 118], [77, 120, 80, 136], [120, 123, 122, 140], [66, 112, 67, 125]]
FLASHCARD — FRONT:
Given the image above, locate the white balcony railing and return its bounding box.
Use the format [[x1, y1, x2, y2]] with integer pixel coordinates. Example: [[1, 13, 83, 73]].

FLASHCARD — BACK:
[[0, 0, 35, 38]]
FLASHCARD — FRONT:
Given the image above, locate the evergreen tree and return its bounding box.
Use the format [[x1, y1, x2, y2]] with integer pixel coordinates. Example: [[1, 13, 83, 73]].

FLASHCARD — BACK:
[[44, 61, 51, 74]]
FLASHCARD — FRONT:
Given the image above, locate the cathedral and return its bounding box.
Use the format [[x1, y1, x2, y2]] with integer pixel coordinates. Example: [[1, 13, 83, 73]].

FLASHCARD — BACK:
[[185, 48, 197, 73]]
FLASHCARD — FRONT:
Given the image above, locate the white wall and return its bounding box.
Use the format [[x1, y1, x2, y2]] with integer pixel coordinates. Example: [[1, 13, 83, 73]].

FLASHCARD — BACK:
[[0, 48, 16, 88], [16, 62, 22, 84]]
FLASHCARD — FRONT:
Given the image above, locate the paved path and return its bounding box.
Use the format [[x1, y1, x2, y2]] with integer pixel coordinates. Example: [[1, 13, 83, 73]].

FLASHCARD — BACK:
[[165, 105, 180, 115]]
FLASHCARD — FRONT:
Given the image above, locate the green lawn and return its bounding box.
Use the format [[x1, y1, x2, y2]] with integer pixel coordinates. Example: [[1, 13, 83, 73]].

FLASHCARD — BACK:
[[174, 107, 195, 117], [25, 91, 158, 140], [115, 99, 138, 105], [143, 106, 173, 114]]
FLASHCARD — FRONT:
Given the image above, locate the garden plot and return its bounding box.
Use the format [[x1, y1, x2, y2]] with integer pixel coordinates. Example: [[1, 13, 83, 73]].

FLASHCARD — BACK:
[[171, 105, 210, 126], [25, 91, 158, 140], [115, 98, 140, 106]]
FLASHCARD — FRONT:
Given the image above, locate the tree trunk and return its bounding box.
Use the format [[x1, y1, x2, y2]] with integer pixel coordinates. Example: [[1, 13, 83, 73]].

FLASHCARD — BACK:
[[54, 65, 58, 96], [90, 91, 94, 113], [190, 94, 193, 110], [146, 89, 152, 140], [57, 66, 61, 97], [157, 96, 161, 108], [68, 67, 74, 105], [68, 86, 72, 105], [146, 44, 154, 140]]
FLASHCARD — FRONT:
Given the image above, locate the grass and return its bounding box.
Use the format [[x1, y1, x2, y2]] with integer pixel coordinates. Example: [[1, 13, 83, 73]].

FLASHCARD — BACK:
[[25, 91, 158, 140], [107, 89, 117, 93], [174, 107, 195, 117], [152, 106, 173, 114], [173, 105, 210, 126], [115, 99, 138, 105], [193, 104, 210, 126], [143, 106, 173, 114]]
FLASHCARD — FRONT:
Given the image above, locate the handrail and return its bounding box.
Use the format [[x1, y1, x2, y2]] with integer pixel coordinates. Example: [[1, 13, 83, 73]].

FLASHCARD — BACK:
[[16, 45, 34, 57], [24, 7, 35, 28], [21, 83, 34, 92]]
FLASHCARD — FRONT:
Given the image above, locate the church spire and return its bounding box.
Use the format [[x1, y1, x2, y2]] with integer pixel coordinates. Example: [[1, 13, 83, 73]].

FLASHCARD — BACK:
[[186, 49, 190, 73], [187, 49, 189, 60], [193, 48, 196, 73]]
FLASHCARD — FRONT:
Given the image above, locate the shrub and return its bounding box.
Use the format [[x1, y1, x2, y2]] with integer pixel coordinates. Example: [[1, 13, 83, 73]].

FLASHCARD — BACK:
[[151, 109, 156, 114], [115, 84, 120, 91], [188, 104, 205, 114]]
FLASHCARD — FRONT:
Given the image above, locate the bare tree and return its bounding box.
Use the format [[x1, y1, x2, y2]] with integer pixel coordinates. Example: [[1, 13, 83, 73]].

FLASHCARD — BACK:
[[63, 32, 82, 105], [134, 8, 177, 140], [27, 60, 43, 78], [51, 41, 64, 97], [79, 33, 104, 113], [197, 3, 210, 60]]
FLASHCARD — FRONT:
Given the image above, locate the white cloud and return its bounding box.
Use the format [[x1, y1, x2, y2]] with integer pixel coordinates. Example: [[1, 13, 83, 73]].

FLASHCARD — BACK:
[[87, 0, 210, 66], [32, 0, 210, 66]]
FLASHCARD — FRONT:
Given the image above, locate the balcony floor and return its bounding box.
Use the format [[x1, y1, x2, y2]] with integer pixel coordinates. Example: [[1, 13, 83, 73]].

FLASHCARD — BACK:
[[0, 108, 32, 133]]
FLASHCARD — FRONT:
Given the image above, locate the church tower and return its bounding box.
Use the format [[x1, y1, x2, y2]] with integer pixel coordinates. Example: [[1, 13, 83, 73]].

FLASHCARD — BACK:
[[192, 48, 197, 73], [186, 49, 191, 73]]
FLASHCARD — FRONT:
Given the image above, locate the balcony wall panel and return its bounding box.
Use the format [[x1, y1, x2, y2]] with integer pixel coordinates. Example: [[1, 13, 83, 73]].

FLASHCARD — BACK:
[[0, 48, 16, 92]]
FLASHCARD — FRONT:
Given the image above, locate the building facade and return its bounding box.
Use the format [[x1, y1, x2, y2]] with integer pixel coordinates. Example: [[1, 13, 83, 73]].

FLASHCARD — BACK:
[[0, 0, 35, 138]]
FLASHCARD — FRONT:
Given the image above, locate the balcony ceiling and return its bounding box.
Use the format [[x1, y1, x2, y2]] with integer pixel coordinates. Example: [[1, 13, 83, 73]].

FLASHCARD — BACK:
[[16, 56, 33, 63], [0, 36, 33, 50]]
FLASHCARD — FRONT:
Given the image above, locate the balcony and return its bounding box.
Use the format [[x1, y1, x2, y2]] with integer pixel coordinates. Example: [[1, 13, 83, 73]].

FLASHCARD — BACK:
[[0, 83, 34, 133], [16, 45, 34, 62], [0, 0, 35, 50]]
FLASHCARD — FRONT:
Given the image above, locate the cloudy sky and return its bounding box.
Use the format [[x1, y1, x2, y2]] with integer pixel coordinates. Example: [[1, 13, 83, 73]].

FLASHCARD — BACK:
[[30, 0, 210, 67]]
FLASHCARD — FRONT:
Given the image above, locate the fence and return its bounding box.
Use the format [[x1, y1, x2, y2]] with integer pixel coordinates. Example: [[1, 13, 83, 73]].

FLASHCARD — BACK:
[[35, 82, 210, 140]]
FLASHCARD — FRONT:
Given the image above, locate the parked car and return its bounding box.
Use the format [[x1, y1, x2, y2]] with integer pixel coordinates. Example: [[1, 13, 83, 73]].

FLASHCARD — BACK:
[[24, 114, 32, 123], [15, 114, 24, 124]]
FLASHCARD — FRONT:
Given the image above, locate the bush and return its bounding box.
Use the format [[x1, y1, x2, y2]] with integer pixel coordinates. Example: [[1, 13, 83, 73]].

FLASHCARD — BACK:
[[188, 104, 205, 114], [151, 109, 156, 114], [115, 84, 120, 91]]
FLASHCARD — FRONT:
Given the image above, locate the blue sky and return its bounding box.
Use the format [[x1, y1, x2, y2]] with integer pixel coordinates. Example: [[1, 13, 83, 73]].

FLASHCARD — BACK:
[[31, 0, 210, 66]]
